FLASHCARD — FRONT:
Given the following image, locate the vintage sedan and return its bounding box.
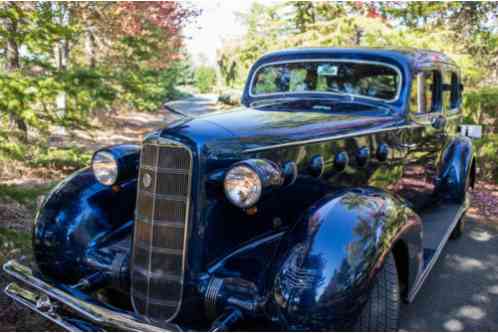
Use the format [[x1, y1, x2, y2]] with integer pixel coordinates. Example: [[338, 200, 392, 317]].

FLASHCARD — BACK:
[[4, 48, 476, 331]]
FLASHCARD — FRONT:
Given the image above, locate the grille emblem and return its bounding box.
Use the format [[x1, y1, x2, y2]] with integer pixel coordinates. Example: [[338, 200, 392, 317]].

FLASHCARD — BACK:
[[142, 173, 152, 188]]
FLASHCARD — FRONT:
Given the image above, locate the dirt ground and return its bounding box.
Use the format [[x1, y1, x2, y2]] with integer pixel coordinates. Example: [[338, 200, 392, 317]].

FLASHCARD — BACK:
[[0, 108, 180, 331], [0, 103, 497, 331]]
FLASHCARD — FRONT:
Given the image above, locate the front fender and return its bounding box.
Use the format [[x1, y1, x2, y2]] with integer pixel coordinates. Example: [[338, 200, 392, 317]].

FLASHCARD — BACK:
[[436, 135, 474, 203], [33, 167, 137, 283], [272, 188, 422, 330]]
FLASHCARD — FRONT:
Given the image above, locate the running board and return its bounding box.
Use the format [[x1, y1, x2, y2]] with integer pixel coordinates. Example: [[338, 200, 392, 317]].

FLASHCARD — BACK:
[[407, 199, 468, 302]]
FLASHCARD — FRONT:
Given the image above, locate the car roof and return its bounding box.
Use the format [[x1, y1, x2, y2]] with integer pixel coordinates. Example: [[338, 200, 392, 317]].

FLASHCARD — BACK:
[[257, 47, 458, 70]]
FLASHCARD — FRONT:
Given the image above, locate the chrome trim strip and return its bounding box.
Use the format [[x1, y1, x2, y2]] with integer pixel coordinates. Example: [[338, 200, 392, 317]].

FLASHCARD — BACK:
[[135, 242, 183, 256], [140, 165, 189, 175], [144, 142, 161, 318], [133, 267, 183, 282], [248, 58, 403, 103], [5, 282, 82, 332], [135, 215, 186, 228], [204, 277, 223, 320], [133, 290, 181, 307], [407, 199, 469, 302], [242, 124, 421, 153], [3, 260, 176, 332], [140, 190, 187, 202]]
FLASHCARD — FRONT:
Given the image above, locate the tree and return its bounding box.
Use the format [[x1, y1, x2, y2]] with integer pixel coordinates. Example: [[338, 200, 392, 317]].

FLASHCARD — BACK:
[[0, 1, 199, 157], [0, 2, 30, 140]]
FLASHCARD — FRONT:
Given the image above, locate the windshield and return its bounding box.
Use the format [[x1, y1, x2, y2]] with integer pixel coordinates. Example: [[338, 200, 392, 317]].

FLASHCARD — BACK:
[[250, 60, 401, 102]]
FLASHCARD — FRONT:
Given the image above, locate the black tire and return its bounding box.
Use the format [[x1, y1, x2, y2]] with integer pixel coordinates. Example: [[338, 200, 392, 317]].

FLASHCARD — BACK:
[[355, 253, 400, 332]]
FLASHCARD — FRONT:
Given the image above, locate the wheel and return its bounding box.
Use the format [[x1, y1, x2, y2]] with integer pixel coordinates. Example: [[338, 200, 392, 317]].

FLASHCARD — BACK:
[[355, 253, 400, 332]]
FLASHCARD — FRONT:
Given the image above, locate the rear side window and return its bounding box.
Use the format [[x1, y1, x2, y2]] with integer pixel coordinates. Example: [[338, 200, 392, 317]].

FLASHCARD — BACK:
[[410, 70, 441, 114], [450, 72, 461, 110], [442, 71, 461, 111]]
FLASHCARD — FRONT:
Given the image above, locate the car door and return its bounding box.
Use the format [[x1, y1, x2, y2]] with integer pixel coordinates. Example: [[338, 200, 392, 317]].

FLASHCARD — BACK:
[[394, 68, 446, 211]]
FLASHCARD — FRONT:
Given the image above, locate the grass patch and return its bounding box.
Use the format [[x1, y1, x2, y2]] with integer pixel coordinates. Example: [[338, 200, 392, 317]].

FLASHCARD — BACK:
[[0, 183, 56, 208], [0, 142, 90, 170], [0, 227, 32, 261]]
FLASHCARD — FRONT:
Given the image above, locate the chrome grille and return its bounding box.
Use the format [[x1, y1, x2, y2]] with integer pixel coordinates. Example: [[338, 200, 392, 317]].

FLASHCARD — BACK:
[[131, 140, 192, 323]]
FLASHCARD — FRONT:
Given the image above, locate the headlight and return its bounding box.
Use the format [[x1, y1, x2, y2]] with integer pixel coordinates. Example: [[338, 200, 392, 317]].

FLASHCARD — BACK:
[[92, 151, 118, 186], [224, 165, 262, 208], [223, 159, 285, 208]]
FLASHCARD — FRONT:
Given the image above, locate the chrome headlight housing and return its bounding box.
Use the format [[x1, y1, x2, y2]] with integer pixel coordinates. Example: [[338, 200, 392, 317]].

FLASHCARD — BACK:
[[224, 165, 262, 208], [224, 159, 284, 208], [92, 151, 118, 186], [91, 145, 140, 186]]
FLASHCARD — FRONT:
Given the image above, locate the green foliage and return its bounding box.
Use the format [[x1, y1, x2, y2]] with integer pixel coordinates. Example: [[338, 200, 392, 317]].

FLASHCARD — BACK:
[[194, 66, 217, 93], [0, 136, 90, 171], [0, 227, 32, 260], [0, 183, 55, 206], [0, 2, 198, 175], [29, 146, 91, 170], [463, 87, 498, 181]]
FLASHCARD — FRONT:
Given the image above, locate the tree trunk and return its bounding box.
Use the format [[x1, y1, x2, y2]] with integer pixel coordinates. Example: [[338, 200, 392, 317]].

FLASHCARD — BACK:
[[4, 3, 28, 141], [85, 29, 96, 68]]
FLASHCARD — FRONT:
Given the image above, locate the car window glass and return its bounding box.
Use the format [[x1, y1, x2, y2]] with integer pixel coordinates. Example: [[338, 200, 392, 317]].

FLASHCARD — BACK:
[[442, 72, 452, 111], [409, 75, 419, 114], [450, 72, 460, 110], [410, 71, 441, 114], [251, 61, 401, 101], [423, 71, 435, 113]]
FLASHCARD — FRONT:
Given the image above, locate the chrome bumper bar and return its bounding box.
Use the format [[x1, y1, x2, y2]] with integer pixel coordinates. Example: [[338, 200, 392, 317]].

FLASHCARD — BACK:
[[3, 260, 180, 332]]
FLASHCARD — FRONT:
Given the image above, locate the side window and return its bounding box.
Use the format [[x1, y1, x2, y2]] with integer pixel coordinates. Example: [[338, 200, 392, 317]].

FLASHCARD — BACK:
[[450, 72, 460, 110], [442, 72, 452, 111], [410, 70, 441, 114], [409, 75, 419, 113]]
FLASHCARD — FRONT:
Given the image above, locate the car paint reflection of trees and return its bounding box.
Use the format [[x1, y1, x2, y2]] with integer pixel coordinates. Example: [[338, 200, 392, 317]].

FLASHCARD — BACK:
[[273, 188, 421, 330]]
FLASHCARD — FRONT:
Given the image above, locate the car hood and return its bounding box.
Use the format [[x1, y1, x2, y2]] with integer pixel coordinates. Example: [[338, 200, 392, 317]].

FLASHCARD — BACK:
[[161, 104, 402, 155]]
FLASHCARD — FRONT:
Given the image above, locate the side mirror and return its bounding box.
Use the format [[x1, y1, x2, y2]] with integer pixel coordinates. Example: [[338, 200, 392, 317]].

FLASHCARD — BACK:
[[460, 124, 482, 139]]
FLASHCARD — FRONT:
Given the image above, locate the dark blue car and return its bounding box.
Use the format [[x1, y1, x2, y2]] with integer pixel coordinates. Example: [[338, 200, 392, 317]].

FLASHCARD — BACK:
[[4, 48, 476, 331]]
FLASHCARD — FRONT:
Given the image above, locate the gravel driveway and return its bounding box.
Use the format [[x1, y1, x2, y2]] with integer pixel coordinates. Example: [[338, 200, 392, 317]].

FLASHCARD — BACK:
[[401, 216, 498, 331]]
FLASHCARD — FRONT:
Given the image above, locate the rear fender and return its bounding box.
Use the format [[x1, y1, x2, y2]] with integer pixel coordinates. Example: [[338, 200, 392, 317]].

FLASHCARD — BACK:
[[272, 187, 422, 330], [436, 135, 474, 202]]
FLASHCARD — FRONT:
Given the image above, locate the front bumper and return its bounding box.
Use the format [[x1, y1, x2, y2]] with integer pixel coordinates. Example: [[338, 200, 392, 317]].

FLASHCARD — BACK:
[[3, 260, 180, 332]]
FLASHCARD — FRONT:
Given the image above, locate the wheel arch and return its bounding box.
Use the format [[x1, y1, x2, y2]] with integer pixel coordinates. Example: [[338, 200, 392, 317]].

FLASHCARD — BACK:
[[470, 157, 477, 189], [272, 187, 423, 330], [391, 239, 410, 297], [436, 135, 474, 202]]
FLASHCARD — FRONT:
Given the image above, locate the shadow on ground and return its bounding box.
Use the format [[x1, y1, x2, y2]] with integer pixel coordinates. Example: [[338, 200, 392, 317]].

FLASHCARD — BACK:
[[401, 217, 498, 331]]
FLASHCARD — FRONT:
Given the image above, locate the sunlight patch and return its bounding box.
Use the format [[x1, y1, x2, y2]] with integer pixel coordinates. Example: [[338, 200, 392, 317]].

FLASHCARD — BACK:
[[457, 305, 486, 320], [469, 229, 494, 242], [444, 319, 463, 331], [451, 255, 485, 271]]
